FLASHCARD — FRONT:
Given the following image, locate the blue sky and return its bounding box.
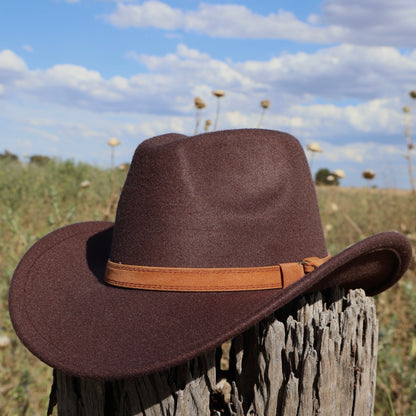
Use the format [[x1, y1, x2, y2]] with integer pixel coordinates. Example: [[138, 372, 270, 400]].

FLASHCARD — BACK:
[[1, 0, 416, 188]]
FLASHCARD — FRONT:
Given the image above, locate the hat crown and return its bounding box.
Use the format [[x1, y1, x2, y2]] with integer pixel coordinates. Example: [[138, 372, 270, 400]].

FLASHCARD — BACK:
[[110, 129, 327, 268]]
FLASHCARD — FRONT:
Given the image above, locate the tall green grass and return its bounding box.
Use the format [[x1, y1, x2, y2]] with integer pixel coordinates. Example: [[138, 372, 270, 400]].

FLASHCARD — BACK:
[[0, 159, 126, 415], [0, 160, 415, 415]]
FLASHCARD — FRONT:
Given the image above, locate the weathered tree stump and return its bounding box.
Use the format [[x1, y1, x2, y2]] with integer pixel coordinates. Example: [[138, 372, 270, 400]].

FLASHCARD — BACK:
[[48, 287, 378, 416]]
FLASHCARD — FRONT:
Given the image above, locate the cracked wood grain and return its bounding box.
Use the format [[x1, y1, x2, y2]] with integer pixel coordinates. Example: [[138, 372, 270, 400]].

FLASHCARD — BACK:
[[51, 288, 377, 416]]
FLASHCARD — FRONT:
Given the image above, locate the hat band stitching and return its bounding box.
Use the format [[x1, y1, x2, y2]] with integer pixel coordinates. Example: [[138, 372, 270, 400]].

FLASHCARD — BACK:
[[104, 256, 330, 292]]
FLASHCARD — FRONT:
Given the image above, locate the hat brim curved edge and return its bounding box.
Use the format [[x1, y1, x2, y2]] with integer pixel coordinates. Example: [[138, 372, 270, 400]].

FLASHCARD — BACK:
[[9, 221, 413, 380]]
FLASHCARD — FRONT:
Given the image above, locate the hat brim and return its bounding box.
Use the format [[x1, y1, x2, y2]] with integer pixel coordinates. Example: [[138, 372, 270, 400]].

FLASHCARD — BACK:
[[9, 221, 412, 380]]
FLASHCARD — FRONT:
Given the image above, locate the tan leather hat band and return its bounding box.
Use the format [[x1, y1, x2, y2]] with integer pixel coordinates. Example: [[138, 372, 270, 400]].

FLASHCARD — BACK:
[[104, 256, 330, 292]]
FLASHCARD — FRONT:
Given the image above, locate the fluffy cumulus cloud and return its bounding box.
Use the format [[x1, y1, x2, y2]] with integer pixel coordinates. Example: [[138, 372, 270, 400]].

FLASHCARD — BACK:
[[103, 0, 416, 47], [0, 49, 29, 98], [6, 2, 416, 192], [315, 140, 402, 164], [1, 43, 415, 134], [314, 0, 416, 46], [103, 1, 344, 43], [3, 42, 414, 116], [237, 44, 416, 101], [278, 98, 404, 143], [183, 4, 343, 43], [106, 1, 184, 30], [3, 0, 415, 189], [0, 50, 28, 81]]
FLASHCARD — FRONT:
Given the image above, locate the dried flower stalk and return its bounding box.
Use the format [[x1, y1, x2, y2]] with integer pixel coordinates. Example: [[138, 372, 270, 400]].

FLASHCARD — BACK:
[[404, 92, 416, 194], [212, 90, 225, 131], [257, 100, 270, 128]]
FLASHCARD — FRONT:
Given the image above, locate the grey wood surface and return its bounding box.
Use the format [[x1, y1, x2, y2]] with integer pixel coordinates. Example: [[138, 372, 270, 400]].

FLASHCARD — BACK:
[[50, 287, 378, 415]]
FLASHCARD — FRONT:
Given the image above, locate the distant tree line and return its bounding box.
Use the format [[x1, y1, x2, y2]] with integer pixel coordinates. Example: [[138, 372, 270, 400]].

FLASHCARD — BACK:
[[315, 168, 340, 186], [0, 150, 19, 162], [0, 150, 51, 165]]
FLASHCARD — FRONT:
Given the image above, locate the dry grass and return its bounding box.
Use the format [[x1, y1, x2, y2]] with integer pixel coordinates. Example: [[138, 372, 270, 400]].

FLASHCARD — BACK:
[[1, 160, 415, 415], [318, 185, 416, 415], [0, 159, 126, 415]]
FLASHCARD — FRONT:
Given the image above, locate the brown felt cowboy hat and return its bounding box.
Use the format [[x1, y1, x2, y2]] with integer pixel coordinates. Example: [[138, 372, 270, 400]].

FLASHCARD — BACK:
[[9, 129, 412, 380]]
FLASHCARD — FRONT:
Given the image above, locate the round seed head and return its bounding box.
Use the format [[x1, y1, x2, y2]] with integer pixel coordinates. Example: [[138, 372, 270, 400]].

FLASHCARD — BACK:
[[108, 137, 120, 147], [261, 100, 270, 109], [410, 91, 416, 99], [403, 106, 411, 113], [362, 169, 376, 180], [194, 97, 206, 109], [80, 180, 91, 189], [306, 142, 323, 153], [325, 223, 333, 233], [0, 335, 11, 349], [329, 203, 339, 213], [212, 90, 225, 98], [333, 169, 345, 179]]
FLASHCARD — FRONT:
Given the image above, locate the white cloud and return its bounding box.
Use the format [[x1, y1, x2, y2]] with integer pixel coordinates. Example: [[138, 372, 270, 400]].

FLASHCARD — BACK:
[[44, 64, 102, 85], [237, 44, 416, 101], [288, 98, 404, 139], [317, 141, 403, 163], [303, 139, 408, 189], [26, 127, 61, 142], [0, 49, 28, 76], [15, 139, 34, 150], [184, 4, 343, 43], [22, 45, 33, 53], [104, 1, 343, 43], [105, 1, 184, 29], [26, 117, 104, 139], [0, 50, 29, 96], [2, 43, 415, 118], [103, 0, 416, 47], [0, 44, 413, 153], [113, 116, 186, 139], [312, 0, 416, 46]]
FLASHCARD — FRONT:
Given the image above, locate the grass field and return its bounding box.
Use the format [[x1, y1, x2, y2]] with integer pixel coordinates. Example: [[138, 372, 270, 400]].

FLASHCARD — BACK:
[[0, 158, 415, 415]]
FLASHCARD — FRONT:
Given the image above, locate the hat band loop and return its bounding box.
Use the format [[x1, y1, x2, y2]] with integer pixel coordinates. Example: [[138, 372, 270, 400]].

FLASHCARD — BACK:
[[104, 256, 330, 292]]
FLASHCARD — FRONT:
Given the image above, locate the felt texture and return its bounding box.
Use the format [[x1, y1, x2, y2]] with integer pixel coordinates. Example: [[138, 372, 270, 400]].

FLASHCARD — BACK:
[[9, 128, 413, 380]]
